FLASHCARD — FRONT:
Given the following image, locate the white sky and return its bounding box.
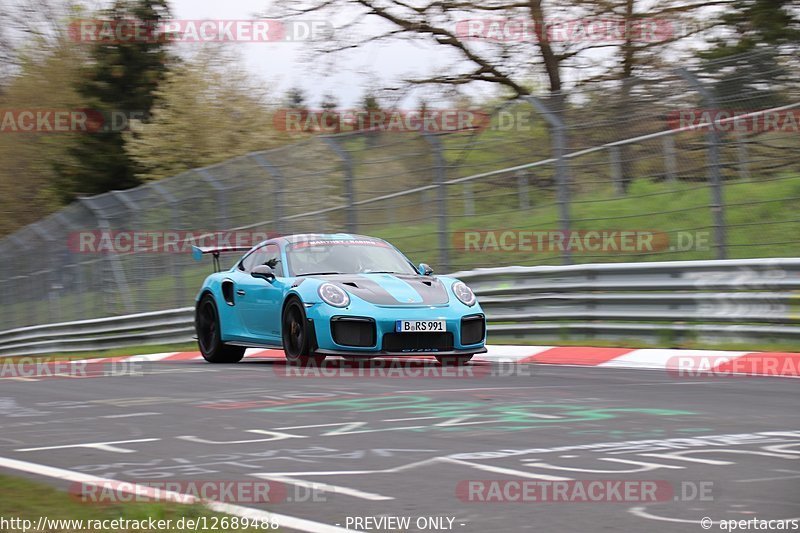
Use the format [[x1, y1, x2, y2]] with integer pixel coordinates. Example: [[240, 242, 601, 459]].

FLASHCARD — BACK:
[[63, 0, 727, 108], [170, 0, 451, 107]]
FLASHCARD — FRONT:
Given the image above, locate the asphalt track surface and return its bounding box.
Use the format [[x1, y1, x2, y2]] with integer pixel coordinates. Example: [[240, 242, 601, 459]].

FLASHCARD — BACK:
[[1, 357, 799, 532]]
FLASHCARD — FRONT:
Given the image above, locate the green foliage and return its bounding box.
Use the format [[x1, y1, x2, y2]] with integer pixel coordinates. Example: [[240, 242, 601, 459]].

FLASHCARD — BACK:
[[53, 0, 172, 201], [0, 35, 86, 235], [124, 49, 283, 181], [701, 0, 800, 58]]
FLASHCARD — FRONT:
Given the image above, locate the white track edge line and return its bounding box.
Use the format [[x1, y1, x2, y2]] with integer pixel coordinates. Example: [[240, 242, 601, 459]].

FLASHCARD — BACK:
[[0, 456, 362, 533]]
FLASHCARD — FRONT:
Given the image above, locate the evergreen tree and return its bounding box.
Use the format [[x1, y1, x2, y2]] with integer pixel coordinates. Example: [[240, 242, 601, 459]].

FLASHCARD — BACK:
[[54, 0, 171, 201], [699, 0, 799, 108], [320, 92, 340, 133], [286, 87, 307, 110]]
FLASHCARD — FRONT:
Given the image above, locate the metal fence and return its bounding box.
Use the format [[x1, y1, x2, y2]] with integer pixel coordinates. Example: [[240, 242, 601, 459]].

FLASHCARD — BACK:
[[1, 50, 799, 330], [1, 257, 797, 357]]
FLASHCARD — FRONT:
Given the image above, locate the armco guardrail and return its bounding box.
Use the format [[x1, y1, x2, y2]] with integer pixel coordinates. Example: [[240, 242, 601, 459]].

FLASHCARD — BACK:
[[0, 308, 194, 357], [1, 258, 798, 357], [453, 257, 800, 346]]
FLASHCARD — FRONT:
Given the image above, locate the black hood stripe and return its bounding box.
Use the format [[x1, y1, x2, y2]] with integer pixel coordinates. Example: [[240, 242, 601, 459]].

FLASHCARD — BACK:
[[310, 274, 449, 305]]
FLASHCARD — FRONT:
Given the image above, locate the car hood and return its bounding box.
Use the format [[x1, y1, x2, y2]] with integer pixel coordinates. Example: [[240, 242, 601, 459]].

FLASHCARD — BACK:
[[312, 273, 451, 306]]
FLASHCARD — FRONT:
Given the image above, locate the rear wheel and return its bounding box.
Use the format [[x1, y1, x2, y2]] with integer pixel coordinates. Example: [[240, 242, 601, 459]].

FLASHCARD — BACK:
[[282, 299, 326, 366], [196, 294, 245, 363], [435, 354, 473, 366]]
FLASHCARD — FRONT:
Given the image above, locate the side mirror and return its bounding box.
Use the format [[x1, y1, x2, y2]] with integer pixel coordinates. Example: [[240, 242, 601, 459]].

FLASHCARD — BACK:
[[418, 263, 434, 276], [251, 265, 276, 282]]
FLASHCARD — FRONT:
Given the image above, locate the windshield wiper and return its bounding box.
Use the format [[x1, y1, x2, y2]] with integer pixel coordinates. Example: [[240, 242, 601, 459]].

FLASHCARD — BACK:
[[296, 272, 342, 276]]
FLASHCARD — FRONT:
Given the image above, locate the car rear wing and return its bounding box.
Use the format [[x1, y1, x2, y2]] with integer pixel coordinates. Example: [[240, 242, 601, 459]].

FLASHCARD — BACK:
[[192, 245, 254, 272]]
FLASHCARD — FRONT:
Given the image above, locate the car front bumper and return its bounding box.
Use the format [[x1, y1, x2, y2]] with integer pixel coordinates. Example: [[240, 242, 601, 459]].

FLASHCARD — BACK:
[[306, 302, 487, 355], [313, 346, 487, 357]]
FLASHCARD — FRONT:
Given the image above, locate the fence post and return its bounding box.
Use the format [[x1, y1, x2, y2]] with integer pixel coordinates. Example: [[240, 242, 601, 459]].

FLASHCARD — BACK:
[[609, 146, 625, 196], [250, 153, 287, 235], [79, 197, 135, 314], [8, 236, 33, 327], [196, 169, 231, 229], [30, 222, 62, 324], [735, 130, 751, 181], [321, 137, 357, 233], [422, 133, 450, 272], [526, 95, 572, 265], [54, 212, 82, 321], [516, 171, 530, 209], [663, 135, 678, 182], [679, 68, 727, 260], [463, 182, 475, 217], [0, 244, 7, 328], [148, 183, 186, 307], [110, 191, 142, 314]]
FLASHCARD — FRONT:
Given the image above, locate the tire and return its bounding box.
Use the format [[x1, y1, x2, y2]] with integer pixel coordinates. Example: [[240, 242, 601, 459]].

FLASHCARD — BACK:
[[282, 298, 326, 366], [196, 294, 245, 363], [435, 354, 473, 366]]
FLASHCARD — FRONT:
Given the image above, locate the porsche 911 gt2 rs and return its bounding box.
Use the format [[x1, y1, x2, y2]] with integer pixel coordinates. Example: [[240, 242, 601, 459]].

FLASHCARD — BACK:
[[193, 233, 486, 366]]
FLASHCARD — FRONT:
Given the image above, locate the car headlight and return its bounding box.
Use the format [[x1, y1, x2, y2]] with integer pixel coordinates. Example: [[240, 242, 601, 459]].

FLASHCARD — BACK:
[[452, 281, 476, 306], [318, 283, 350, 307]]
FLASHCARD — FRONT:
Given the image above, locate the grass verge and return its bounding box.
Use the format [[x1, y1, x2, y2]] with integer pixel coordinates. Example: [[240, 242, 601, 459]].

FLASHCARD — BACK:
[[0, 474, 273, 532]]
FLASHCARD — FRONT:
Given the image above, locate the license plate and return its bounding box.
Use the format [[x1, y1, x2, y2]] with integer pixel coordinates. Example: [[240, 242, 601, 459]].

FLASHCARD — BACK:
[[395, 320, 446, 332]]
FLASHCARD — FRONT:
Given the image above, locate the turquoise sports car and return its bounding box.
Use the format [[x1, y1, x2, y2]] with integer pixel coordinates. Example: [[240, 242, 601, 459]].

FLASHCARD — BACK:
[[193, 234, 486, 366]]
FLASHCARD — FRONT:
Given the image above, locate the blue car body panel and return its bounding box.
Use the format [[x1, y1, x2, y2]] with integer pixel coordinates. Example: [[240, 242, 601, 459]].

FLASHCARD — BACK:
[[195, 234, 486, 356]]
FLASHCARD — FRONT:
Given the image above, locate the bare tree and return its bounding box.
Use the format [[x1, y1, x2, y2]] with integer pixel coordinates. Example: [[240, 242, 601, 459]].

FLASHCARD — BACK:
[[1, 0, 92, 82], [263, 0, 725, 99]]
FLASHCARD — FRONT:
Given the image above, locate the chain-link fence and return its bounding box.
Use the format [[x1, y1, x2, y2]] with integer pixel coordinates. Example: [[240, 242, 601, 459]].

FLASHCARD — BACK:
[[1, 50, 798, 329]]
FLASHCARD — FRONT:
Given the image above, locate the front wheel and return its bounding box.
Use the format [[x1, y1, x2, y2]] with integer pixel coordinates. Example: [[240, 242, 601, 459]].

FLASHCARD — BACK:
[[196, 294, 245, 363], [282, 299, 326, 366], [435, 354, 473, 366]]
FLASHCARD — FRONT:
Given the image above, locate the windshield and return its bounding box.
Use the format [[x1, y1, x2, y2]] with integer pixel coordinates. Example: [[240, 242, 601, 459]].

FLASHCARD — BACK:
[[286, 239, 417, 276]]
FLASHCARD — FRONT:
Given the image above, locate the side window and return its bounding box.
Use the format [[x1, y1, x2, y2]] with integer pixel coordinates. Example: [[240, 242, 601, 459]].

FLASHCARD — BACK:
[[262, 244, 284, 276], [239, 249, 260, 272], [239, 244, 283, 276]]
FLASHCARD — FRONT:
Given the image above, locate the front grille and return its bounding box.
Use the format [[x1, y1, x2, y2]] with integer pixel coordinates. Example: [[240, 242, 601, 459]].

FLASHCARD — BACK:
[[382, 332, 454, 352], [461, 315, 485, 345], [331, 317, 376, 347]]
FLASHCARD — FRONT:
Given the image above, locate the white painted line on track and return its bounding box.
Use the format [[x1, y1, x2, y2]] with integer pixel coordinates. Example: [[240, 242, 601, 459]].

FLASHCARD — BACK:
[[15, 438, 160, 454], [598, 349, 748, 369], [383, 416, 442, 422], [392, 386, 562, 393], [101, 412, 162, 419], [439, 457, 572, 481], [252, 474, 394, 501], [628, 507, 715, 524], [736, 470, 800, 483], [0, 455, 363, 533]]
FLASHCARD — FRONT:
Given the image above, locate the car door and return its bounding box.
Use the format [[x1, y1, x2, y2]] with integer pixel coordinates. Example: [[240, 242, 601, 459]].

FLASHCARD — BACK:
[[233, 243, 285, 341]]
